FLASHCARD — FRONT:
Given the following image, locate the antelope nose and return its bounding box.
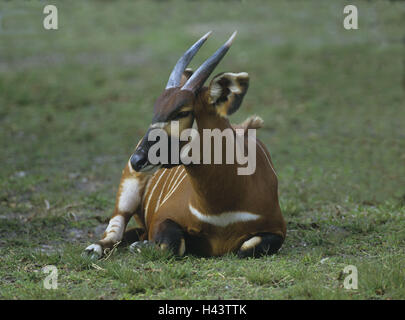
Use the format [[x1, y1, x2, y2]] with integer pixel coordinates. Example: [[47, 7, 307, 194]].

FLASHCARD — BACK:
[[130, 151, 148, 172]]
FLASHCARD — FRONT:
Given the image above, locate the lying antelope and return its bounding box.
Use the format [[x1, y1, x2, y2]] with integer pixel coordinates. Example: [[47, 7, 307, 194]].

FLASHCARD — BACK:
[[84, 31, 286, 259]]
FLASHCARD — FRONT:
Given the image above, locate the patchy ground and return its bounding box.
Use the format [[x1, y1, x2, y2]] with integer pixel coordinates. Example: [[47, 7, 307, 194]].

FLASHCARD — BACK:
[[0, 0, 404, 299]]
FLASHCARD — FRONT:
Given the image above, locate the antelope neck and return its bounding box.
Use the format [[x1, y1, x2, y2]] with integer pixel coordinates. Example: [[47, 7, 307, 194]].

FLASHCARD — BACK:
[[184, 99, 246, 214]]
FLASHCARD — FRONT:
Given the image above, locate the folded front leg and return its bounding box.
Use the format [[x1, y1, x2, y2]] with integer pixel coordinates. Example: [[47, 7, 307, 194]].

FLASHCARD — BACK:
[[83, 159, 151, 259], [130, 219, 186, 257]]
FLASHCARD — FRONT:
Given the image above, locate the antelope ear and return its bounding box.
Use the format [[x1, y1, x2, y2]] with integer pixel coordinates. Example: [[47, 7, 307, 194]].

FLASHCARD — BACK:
[[208, 72, 249, 116], [179, 68, 194, 87]]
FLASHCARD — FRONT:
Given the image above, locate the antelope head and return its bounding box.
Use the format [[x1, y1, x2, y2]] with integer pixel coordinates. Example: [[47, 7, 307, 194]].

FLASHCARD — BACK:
[[130, 31, 249, 172]]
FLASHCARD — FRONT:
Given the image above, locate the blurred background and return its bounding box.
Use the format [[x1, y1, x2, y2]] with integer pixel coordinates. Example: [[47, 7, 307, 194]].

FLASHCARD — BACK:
[[1, 0, 403, 210], [0, 0, 404, 299]]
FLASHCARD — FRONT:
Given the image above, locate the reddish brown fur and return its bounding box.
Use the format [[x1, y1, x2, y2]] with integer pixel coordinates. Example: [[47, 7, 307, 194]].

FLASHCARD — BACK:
[[87, 63, 286, 258], [135, 89, 286, 256]]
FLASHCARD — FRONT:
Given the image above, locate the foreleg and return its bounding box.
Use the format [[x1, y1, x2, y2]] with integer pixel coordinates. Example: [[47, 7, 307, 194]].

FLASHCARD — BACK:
[[130, 219, 186, 257], [83, 160, 150, 259]]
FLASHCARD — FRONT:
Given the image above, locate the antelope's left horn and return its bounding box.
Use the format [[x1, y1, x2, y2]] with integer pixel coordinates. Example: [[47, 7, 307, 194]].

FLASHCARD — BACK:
[[166, 31, 212, 89]]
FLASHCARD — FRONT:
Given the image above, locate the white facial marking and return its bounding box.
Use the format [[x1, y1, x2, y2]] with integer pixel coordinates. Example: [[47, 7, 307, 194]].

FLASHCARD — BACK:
[[241, 236, 262, 251], [85, 243, 102, 256], [150, 122, 168, 129], [188, 204, 260, 227], [118, 178, 141, 212], [103, 215, 125, 242]]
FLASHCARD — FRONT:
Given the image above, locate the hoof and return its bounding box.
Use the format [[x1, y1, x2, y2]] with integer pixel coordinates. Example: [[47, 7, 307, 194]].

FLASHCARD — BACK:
[[129, 240, 154, 253], [82, 243, 103, 260]]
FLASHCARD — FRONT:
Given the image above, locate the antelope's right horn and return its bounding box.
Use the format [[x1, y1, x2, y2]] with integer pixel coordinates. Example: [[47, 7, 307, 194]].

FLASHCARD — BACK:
[[181, 31, 237, 93]]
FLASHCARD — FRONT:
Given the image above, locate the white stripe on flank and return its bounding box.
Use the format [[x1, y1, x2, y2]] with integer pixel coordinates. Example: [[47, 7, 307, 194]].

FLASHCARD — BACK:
[[165, 167, 184, 197], [170, 167, 185, 192], [255, 139, 277, 178], [155, 169, 172, 213], [160, 167, 187, 207], [188, 204, 260, 227], [142, 176, 153, 204], [144, 169, 166, 225], [166, 166, 180, 193]]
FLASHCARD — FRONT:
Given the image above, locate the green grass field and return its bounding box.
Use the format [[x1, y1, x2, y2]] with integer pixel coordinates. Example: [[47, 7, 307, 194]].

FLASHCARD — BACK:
[[0, 0, 404, 299]]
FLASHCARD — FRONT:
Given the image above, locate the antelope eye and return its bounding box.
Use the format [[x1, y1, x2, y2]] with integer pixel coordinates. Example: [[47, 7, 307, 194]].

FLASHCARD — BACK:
[[172, 110, 191, 120]]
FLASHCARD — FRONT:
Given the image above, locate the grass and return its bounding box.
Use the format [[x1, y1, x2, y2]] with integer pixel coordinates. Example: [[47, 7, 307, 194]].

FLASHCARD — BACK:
[[0, 0, 404, 299]]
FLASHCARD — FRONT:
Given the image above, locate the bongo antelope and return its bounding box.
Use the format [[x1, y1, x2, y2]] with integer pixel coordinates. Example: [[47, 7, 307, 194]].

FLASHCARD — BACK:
[[84, 31, 286, 259]]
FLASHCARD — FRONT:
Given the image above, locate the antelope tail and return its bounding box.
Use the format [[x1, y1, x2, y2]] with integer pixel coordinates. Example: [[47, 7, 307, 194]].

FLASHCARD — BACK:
[[238, 115, 264, 131]]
